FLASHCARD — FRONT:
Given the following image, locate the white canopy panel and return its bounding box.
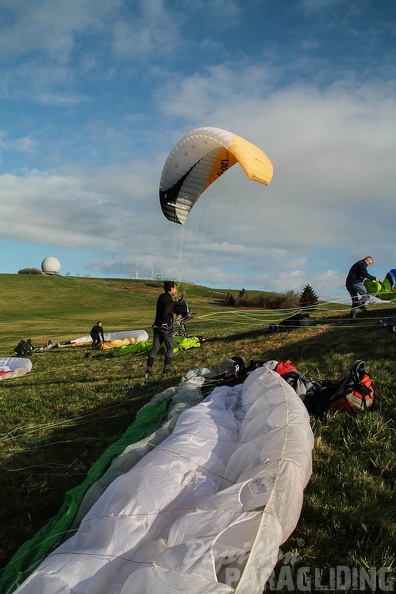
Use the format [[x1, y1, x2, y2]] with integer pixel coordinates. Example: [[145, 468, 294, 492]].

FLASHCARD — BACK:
[[0, 357, 32, 380], [15, 364, 313, 593]]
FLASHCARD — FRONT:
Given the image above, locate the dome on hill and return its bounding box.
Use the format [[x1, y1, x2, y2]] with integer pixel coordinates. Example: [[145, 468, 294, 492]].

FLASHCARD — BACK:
[[41, 256, 61, 275]]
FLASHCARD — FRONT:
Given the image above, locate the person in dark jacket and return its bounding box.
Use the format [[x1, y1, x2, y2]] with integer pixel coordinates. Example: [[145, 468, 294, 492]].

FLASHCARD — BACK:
[[345, 256, 380, 320], [145, 281, 177, 377], [90, 321, 105, 349]]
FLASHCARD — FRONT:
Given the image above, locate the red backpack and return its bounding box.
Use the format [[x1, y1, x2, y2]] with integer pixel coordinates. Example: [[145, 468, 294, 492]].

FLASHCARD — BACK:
[[327, 363, 375, 412], [304, 360, 375, 415]]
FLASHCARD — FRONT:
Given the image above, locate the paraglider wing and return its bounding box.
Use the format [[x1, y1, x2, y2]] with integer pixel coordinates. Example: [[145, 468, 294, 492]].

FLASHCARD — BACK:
[[159, 127, 274, 224], [365, 268, 396, 294], [0, 357, 32, 380], [383, 268, 396, 292]]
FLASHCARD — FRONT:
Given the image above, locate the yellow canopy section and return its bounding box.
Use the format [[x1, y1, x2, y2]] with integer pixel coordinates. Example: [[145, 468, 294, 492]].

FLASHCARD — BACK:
[[229, 132, 274, 185]]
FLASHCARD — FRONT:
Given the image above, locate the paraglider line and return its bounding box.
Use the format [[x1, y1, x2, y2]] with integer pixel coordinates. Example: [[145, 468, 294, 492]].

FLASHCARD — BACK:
[[80, 506, 200, 522], [48, 550, 155, 565]]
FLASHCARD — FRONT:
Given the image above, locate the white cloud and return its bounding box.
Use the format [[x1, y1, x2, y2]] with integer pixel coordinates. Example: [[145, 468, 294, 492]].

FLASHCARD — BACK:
[[0, 0, 394, 297], [0, 0, 122, 61], [0, 132, 37, 154], [0, 164, 157, 249], [111, 0, 182, 60]]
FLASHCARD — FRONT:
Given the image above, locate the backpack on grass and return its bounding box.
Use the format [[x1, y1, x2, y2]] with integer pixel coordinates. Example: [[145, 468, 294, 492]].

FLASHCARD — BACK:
[[14, 339, 34, 357], [279, 313, 315, 329], [304, 360, 375, 415]]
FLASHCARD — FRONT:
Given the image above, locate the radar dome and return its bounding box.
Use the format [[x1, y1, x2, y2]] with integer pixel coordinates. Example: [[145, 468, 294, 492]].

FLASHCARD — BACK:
[[41, 256, 61, 275]]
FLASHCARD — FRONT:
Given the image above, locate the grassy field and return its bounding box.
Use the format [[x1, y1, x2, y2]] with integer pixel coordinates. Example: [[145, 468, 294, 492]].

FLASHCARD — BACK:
[[0, 274, 395, 591]]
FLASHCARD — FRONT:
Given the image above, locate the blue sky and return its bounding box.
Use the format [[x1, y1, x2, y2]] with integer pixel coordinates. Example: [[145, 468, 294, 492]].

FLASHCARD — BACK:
[[1, 0, 395, 299]]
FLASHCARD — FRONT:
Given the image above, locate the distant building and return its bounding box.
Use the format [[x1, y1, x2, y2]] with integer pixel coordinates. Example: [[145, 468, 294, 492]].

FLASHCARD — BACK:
[[41, 256, 61, 275]]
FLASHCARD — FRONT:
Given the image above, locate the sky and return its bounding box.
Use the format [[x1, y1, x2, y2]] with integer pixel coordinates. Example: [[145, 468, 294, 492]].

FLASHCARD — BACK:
[[0, 0, 395, 299]]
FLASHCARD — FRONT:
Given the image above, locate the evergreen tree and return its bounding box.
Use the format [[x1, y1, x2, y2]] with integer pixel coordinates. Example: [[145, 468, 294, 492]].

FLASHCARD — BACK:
[[237, 288, 247, 305], [225, 292, 235, 306], [299, 284, 319, 307]]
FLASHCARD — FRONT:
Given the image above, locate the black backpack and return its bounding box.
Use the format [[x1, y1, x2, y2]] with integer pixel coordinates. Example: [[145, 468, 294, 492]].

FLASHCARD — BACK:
[[173, 297, 190, 318], [14, 340, 33, 357], [279, 313, 315, 328], [201, 356, 248, 396]]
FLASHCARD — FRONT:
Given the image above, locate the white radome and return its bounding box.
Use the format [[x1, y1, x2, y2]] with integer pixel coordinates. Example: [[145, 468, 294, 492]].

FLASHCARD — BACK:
[[41, 256, 61, 275]]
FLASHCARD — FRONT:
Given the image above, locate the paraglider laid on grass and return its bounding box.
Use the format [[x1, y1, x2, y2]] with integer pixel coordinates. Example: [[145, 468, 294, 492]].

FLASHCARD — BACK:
[[159, 127, 274, 224], [67, 329, 149, 349], [0, 357, 32, 380], [6, 360, 313, 594], [32, 330, 150, 352]]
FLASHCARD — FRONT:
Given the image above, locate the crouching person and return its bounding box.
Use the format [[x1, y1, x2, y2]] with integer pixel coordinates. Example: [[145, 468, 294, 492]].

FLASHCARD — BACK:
[[90, 321, 105, 350]]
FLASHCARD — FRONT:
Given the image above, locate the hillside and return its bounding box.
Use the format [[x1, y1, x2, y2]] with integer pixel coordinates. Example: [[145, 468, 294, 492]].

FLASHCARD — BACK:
[[0, 274, 229, 349], [0, 274, 395, 591]]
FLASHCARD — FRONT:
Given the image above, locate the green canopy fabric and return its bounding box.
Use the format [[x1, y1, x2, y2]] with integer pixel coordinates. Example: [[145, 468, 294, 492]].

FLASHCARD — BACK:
[[110, 336, 201, 357]]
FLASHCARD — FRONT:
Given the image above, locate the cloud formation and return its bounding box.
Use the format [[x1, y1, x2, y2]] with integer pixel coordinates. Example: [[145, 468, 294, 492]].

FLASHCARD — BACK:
[[0, 0, 395, 297]]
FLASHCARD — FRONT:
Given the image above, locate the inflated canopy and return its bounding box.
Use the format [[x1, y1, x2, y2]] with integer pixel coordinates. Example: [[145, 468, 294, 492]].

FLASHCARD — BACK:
[[159, 127, 274, 224]]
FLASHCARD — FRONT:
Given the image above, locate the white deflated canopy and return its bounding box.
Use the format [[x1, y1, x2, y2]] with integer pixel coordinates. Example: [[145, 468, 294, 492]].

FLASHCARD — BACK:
[[68, 329, 149, 346], [14, 364, 313, 594], [0, 357, 32, 380]]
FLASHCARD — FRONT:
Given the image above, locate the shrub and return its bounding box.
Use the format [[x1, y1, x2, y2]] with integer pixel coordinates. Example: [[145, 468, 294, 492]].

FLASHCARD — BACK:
[[224, 290, 299, 309], [18, 268, 44, 275]]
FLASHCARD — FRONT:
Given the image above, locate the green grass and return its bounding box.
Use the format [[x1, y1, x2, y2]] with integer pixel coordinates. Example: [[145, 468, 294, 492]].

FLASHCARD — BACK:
[[0, 274, 395, 590]]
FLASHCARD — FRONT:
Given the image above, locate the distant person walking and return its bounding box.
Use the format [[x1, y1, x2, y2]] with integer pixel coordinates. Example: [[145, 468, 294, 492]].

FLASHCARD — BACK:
[[90, 321, 105, 349], [145, 281, 177, 377], [345, 256, 380, 321]]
